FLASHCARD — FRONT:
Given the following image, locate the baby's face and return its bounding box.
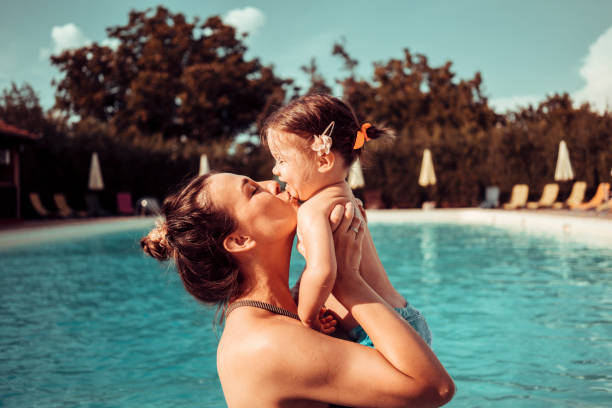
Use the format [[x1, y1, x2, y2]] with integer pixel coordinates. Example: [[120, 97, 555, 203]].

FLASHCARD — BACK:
[[267, 129, 319, 201]]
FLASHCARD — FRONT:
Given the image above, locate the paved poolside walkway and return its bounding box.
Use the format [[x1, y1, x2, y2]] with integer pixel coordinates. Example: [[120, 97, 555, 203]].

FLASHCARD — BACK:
[[366, 208, 612, 249], [1, 208, 610, 232], [1, 210, 610, 249], [0, 216, 155, 232], [0, 216, 156, 249]]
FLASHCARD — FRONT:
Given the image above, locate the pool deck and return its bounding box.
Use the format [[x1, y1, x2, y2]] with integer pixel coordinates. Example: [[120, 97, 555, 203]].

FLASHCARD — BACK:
[[0, 209, 611, 250], [0, 216, 157, 249], [367, 208, 612, 248]]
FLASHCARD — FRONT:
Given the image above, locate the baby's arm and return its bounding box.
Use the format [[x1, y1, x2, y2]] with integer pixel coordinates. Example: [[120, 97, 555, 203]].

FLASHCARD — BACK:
[[297, 205, 337, 329]]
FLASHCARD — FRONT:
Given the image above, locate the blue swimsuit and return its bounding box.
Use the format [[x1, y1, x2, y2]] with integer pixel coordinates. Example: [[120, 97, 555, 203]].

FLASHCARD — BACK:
[[348, 300, 432, 347]]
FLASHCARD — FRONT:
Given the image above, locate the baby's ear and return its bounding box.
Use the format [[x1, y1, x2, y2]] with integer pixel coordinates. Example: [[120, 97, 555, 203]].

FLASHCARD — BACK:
[[316, 151, 335, 173], [223, 233, 256, 253]]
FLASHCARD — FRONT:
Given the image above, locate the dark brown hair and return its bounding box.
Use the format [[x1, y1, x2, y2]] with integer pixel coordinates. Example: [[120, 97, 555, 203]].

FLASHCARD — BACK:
[[140, 174, 243, 306], [261, 93, 392, 167]]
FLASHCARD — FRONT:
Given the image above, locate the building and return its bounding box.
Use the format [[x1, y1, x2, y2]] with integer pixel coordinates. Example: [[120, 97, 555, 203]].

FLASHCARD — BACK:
[[0, 120, 40, 219]]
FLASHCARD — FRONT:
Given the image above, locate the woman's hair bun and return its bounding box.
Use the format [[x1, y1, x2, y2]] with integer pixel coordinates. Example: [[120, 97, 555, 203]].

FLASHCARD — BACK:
[[140, 221, 172, 261]]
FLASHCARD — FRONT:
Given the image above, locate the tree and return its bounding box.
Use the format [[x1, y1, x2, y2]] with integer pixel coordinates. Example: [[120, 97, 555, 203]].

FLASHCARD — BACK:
[[51, 6, 289, 142], [0, 83, 46, 134], [300, 58, 332, 95], [332, 44, 500, 206]]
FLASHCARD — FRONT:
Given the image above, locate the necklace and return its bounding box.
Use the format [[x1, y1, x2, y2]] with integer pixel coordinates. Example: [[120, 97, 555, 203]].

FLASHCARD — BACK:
[[226, 299, 300, 321]]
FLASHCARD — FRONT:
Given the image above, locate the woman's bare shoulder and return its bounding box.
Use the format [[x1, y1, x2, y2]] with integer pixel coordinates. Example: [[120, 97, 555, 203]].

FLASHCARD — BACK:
[[218, 312, 307, 375], [218, 313, 332, 405]]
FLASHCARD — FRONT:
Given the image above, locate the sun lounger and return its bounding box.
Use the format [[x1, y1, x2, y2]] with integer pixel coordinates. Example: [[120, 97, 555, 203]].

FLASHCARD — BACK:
[[573, 182, 610, 211], [526, 183, 559, 209], [480, 186, 500, 208], [552, 181, 586, 209], [86, 193, 111, 217], [136, 196, 161, 216], [363, 189, 384, 209], [116, 192, 134, 215], [503, 184, 529, 210], [29, 193, 53, 218], [53, 193, 87, 218], [596, 200, 611, 212]]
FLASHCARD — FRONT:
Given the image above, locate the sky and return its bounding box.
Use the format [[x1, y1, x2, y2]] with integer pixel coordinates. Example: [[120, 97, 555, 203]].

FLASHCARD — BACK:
[[1, 0, 612, 113]]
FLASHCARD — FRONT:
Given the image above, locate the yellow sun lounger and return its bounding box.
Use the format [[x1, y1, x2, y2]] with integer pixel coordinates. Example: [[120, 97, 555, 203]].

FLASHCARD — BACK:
[[503, 184, 529, 210], [29, 193, 53, 218], [527, 183, 559, 209], [596, 200, 611, 212], [53, 193, 87, 218], [573, 182, 610, 211], [552, 181, 587, 209]]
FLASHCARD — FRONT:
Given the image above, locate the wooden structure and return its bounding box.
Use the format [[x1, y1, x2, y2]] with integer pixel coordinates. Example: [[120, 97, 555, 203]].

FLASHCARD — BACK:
[[0, 120, 40, 219]]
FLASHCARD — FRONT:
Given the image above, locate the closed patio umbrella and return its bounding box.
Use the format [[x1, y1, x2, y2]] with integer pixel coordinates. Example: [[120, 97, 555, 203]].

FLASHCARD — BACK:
[[88, 152, 104, 191], [554, 140, 574, 181], [418, 149, 437, 187], [198, 154, 210, 176], [348, 159, 365, 189]]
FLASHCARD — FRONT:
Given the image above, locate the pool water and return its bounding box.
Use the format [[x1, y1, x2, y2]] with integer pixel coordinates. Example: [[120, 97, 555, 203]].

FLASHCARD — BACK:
[[1, 223, 611, 407]]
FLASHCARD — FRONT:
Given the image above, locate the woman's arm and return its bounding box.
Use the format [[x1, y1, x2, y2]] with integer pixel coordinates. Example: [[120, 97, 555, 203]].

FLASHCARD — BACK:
[[254, 203, 454, 407], [332, 203, 454, 405]]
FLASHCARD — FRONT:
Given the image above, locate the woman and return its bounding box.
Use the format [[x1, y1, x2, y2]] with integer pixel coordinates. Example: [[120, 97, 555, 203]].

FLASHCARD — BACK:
[[141, 172, 454, 407]]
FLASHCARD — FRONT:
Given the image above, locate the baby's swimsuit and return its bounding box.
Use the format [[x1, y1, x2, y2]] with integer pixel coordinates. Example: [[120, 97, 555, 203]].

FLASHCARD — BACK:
[[348, 300, 432, 347]]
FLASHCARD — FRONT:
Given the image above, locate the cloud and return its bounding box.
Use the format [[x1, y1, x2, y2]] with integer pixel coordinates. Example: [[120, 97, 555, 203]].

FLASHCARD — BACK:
[[489, 95, 542, 113], [39, 23, 91, 60], [101, 38, 120, 50], [574, 26, 612, 113], [50, 23, 90, 54], [224, 7, 266, 35]]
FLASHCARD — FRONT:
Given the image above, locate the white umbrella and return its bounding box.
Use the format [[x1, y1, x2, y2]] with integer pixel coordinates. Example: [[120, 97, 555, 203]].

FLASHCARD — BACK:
[[418, 149, 437, 187], [348, 159, 365, 189], [554, 140, 574, 181], [88, 152, 104, 191], [198, 154, 210, 176]]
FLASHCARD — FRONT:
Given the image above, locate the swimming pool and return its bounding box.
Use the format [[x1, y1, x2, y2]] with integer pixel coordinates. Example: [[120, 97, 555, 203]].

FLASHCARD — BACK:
[[1, 219, 610, 407]]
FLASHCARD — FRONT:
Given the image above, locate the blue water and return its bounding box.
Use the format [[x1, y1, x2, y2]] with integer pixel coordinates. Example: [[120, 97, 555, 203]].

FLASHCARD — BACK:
[[1, 223, 611, 407]]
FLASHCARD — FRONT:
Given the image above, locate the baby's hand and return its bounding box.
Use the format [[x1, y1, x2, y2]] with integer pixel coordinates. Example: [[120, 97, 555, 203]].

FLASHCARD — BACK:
[[317, 307, 337, 334]]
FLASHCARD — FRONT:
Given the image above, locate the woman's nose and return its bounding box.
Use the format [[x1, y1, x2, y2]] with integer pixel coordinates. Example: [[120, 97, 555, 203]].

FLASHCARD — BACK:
[[260, 180, 280, 195]]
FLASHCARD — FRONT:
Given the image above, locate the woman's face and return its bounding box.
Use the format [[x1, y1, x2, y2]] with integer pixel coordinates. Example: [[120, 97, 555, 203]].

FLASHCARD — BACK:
[[206, 173, 298, 242]]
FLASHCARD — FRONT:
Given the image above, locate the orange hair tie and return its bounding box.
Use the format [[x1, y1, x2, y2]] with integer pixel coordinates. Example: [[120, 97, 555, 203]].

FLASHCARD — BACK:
[[353, 123, 372, 150]]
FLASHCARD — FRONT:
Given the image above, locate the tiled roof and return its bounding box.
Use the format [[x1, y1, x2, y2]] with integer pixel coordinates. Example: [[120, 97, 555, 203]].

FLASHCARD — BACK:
[[0, 120, 40, 140]]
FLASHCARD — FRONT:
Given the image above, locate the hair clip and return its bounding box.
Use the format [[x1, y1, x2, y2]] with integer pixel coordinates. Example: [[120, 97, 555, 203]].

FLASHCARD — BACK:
[[311, 121, 334, 156]]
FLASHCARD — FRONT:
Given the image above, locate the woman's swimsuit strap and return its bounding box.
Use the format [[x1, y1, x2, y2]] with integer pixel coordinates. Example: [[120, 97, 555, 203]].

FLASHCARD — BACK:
[[226, 299, 300, 321]]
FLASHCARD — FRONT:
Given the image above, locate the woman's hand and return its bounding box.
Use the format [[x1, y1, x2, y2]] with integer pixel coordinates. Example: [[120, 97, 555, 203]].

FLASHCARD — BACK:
[[331, 203, 365, 284]]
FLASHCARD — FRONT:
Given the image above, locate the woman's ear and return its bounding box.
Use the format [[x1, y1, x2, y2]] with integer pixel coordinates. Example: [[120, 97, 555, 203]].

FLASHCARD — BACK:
[[223, 233, 256, 253], [317, 151, 335, 173]]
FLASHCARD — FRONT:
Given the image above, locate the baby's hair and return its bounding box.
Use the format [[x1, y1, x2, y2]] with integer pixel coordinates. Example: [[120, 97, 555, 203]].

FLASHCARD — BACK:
[[261, 93, 393, 167]]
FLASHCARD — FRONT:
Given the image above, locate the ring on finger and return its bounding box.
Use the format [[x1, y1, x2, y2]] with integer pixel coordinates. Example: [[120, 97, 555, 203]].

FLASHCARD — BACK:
[[351, 227, 359, 233]]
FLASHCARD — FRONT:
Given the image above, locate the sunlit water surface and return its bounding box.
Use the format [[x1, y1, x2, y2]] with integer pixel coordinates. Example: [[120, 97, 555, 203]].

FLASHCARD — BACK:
[[1, 223, 611, 407]]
